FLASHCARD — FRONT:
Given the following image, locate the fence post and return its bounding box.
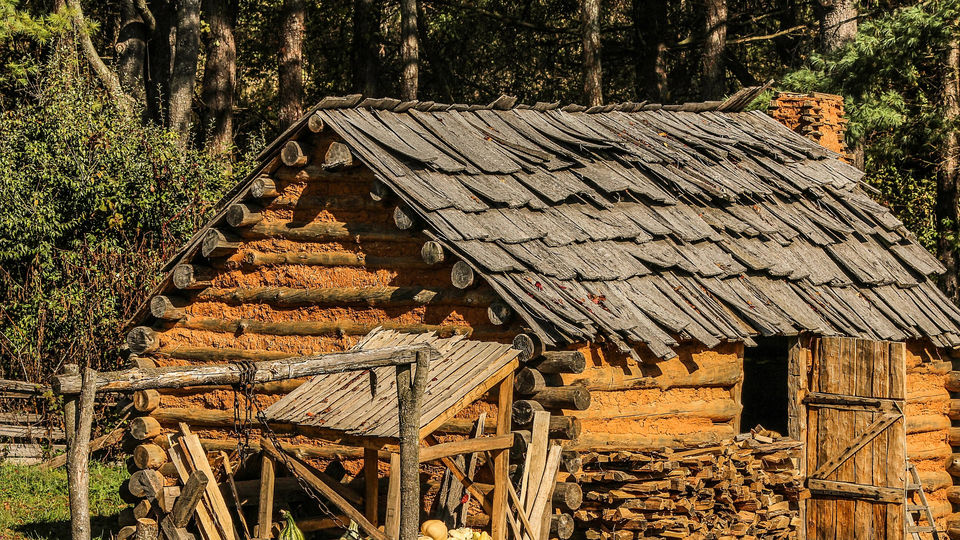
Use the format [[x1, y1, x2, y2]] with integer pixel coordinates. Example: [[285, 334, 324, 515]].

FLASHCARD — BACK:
[[395, 350, 430, 540], [66, 367, 97, 540]]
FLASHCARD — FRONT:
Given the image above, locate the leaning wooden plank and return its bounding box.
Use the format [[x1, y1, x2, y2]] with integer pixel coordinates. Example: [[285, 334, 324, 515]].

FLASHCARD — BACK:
[[177, 424, 238, 540], [219, 451, 251, 540], [167, 435, 223, 540], [53, 344, 433, 394], [41, 424, 126, 470], [457, 412, 487, 528], [261, 438, 389, 540], [523, 412, 551, 514], [255, 452, 275, 539], [385, 453, 401, 540], [173, 470, 209, 528], [526, 446, 562, 540], [419, 434, 514, 463]]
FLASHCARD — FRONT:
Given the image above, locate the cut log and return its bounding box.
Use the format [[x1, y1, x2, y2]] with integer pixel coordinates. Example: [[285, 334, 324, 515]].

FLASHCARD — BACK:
[[159, 515, 193, 540], [451, 261, 476, 289], [129, 417, 163, 440], [920, 470, 952, 492], [563, 362, 743, 391], [565, 425, 736, 451], [54, 343, 433, 394], [201, 229, 241, 258], [908, 414, 951, 434], [149, 296, 187, 321], [195, 285, 497, 308], [250, 176, 278, 199], [513, 333, 544, 363], [172, 264, 216, 290], [511, 430, 530, 462], [421, 241, 445, 265], [551, 513, 574, 540], [117, 525, 137, 540], [128, 469, 164, 499], [370, 179, 391, 202], [488, 301, 513, 326], [948, 454, 960, 477], [307, 112, 324, 133], [134, 444, 167, 469], [225, 203, 263, 227], [173, 469, 209, 527], [572, 398, 741, 423], [133, 390, 161, 412], [134, 518, 158, 540], [126, 327, 158, 355], [324, 141, 353, 169], [513, 400, 545, 426], [528, 386, 591, 411], [177, 317, 473, 339], [393, 205, 416, 230], [281, 140, 311, 167], [947, 371, 960, 392], [242, 251, 429, 269], [551, 482, 582, 511], [560, 451, 581, 474], [533, 352, 586, 374], [516, 368, 561, 395], [441, 414, 580, 440], [950, 400, 960, 420], [133, 499, 152, 519], [237, 220, 415, 243]]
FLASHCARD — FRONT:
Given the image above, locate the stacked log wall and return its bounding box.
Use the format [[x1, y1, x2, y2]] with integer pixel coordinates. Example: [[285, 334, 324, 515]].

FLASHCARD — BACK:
[[558, 341, 744, 452]]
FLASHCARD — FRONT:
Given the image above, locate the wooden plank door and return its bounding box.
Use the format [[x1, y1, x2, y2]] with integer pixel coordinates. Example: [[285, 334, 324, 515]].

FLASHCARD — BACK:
[[803, 337, 906, 540]]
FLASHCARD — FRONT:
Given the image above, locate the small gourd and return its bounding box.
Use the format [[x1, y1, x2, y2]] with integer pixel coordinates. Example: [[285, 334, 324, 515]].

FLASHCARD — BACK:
[[279, 509, 305, 540], [421, 520, 447, 540]]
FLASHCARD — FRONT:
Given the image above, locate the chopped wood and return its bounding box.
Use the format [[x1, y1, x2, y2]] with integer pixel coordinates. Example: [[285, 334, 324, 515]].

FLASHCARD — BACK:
[[421, 240, 445, 264], [225, 203, 263, 228], [172, 264, 216, 290], [451, 260, 477, 289], [528, 386, 591, 410], [532, 352, 586, 374], [150, 295, 187, 321], [133, 444, 167, 469], [249, 176, 278, 199], [129, 417, 163, 440], [133, 390, 161, 412], [126, 327, 158, 355], [201, 229, 241, 258]]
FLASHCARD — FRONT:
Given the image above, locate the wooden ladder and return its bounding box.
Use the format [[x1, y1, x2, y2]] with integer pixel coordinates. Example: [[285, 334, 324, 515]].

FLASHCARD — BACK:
[[906, 461, 940, 540]]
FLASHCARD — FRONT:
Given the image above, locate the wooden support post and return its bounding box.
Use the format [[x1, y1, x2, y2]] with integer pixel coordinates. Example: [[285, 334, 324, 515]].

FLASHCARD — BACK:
[[67, 367, 96, 540], [221, 451, 251, 540], [395, 350, 431, 540], [255, 452, 276, 539], [364, 447, 380, 526], [491, 372, 514, 540], [172, 470, 209, 527], [385, 453, 401, 540]]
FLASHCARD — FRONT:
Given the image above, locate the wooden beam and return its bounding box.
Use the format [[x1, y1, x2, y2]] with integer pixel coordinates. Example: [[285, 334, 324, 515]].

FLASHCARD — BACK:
[[806, 478, 904, 503], [419, 358, 519, 438], [261, 438, 389, 540], [491, 372, 514, 540], [172, 470, 209, 528], [54, 344, 434, 394], [418, 434, 514, 463], [364, 448, 379, 526], [67, 367, 96, 540], [385, 453, 401, 540], [255, 452, 275, 539], [396, 350, 430, 540]]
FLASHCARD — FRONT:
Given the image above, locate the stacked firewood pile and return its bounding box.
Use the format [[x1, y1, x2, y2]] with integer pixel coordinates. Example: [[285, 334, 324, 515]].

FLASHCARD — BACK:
[[573, 430, 803, 540]]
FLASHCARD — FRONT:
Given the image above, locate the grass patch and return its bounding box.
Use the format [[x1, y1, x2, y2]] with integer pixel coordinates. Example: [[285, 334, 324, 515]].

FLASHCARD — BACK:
[[0, 462, 128, 539]]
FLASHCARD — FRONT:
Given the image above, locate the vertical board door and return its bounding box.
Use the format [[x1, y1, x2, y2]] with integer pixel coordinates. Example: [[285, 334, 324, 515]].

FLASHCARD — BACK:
[[804, 337, 906, 540]]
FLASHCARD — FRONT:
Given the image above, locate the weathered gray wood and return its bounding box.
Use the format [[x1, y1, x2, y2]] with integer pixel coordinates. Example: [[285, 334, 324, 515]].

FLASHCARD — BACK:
[[551, 482, 582, 511], [512, 333, 544, 363], [150, 296, 187, 321], [396, 350, 431, 540], [67, 367, 96, 540], [394, 205, 417, 230], [172, 264, 216, 290], [129, 417, 162, 440], [250, 176, 278, 199], [281, 140, 311, 167], [128, 469, 164, 499], [370, 179, 392, 202], [219, 451, 251, 540], [421, 241, 445, 264], [324, 141, 354, 169], [512, 399, 544, 425], [307, 112, 324, 133], [528, 386, 591, 410], [515, 368, 554, 395], [225, 203, 263, 228], [134, 518, 158, 540], [173, 469, 209, 527], [451, 261, 476, 289], [201, 229, 241, 258], [550, 513, 574, 540], [126, 327, 158, 355], [160, 514, 195, 540], [532, 351, 586, 374], [133, 389, 161, 412], [488, 301, 513, 326], [54, 344, 434, 394]]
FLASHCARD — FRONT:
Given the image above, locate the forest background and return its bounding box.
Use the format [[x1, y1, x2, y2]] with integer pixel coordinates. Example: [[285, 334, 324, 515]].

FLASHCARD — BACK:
[[0, 0, 957, 381]]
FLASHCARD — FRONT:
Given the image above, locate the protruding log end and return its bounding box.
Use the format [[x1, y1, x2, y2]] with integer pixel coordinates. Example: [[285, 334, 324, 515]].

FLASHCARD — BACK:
[[201, 229, 241, 258], [133, 443, 168, 469], [225, 203, 263, 228], [133, 389, 161, 413], [172, 264, 215, 290], [510, 430, 530, 461], [552, 482, 582, 511], [515, 367, 549, 395], [129, 416, 163, 440], [281, 140, 311, 167], [421, 241, 445, 265], [512, 399, 545, 426], [534, 351, 587, 374], [949, 454, 960, 477], [512, 333, 544, 362], [307, 112, 325, 133], [149, 296, 186, 321], [529, 386, 591, 411], [551, 513, 574, 540], [560, 451, 582, 474], [451, 260, 476, 289], [128, 469, 164, 499], [250, 176, 279, 199], [126, 326, 158, 355], [488, 300, 513, 326], [393, 205, 416, 230], [324, 141, 354, 169], [370, 179, 391, 202]]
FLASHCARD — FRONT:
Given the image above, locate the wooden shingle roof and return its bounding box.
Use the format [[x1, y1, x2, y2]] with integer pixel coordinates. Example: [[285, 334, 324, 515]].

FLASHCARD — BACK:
[[137, 88, 960, 359], [264, 328, 520, 439]]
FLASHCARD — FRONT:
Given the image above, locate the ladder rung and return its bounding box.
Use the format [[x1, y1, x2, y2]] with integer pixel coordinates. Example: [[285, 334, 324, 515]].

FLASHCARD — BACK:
[[907, 504, 926, 512], [906, 526, 937, 533], [906, 483, 922, 491]]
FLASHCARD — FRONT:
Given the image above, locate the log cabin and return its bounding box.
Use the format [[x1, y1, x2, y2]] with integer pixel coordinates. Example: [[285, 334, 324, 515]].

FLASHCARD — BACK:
[[110, 87, 960, 540]]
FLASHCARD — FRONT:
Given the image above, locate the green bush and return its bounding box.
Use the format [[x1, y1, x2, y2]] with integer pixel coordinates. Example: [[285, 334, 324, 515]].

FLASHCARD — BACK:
[[0, 47, 258, 381]]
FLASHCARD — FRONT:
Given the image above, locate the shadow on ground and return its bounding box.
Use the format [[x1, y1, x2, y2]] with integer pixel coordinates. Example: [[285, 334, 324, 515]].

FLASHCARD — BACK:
[[12, 512, 120, 540]]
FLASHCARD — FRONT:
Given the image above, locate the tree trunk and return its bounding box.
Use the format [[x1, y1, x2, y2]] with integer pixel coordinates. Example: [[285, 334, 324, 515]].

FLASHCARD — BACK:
[[201, 0, 236, 157], [400, 0, 419, 100], [702, 0, 727, 100], [278, 0, 305, 130], [66, 0, 132, 112], [169, 0, 201, 140], [816, 0, 857, 53], [116, 0, 150, 102], [632, 0, 668, 101], [352, 0, 380, 96], [938, 38, 960, 301], [146, 0, 175, 124], [580, 0, 603, 107]]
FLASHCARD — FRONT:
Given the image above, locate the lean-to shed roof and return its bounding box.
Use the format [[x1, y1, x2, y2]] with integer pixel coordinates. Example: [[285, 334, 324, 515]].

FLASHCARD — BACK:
[[264, 328, 520, 439], [138, 89, 960, 359]]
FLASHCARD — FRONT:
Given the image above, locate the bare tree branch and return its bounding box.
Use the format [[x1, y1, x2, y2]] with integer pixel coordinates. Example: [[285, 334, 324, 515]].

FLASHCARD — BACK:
[[65, 0, 134, 113]]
